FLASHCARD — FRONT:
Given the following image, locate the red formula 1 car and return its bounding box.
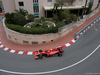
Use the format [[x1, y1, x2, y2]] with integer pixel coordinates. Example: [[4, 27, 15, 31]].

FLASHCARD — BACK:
[[34, 47, 64, 60]]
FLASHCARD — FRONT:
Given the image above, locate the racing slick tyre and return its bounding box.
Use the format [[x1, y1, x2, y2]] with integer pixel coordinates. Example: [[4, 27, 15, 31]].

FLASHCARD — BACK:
[[58, 52, 62, 57]]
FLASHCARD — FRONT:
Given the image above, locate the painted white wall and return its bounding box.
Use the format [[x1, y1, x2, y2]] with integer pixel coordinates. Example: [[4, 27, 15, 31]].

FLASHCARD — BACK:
[[15, 0, 33, 14], [2, 0, 98, 17], [2, 0, 16, 13], [92, 0, 99, 10]]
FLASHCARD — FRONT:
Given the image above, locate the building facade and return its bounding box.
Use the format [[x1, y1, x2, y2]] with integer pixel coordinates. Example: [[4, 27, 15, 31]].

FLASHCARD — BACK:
[[1, 0, 99, 18], [91, 0, 100, 10], [0, 0, 3, 12]]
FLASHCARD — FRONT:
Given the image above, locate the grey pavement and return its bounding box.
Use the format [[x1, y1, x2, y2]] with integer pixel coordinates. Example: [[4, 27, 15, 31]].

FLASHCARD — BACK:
[[0, 21, 100, 75]]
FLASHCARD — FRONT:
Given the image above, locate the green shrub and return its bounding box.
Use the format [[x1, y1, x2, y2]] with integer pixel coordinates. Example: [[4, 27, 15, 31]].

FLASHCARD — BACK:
[[27, 14, 34, 22], [5, 13, 10, 18], [42, 23, 48, 28], [59, 10, 72, 24], [5, 22, 58, 34], [48, 27, 58, 33], [59, 11, 65, 21], [31, 24, 36, 28], [6, 23, 23, 32], [45, 18, 55, 23], [35, 19, 42, 26], [40, 17, 45, 22], [72, 14, 77, 22], [86, 3, 93, 14], [5, 13, 11, 24], [10, 13, 16, 24], [15, 8, 28, 16], [56, 21, 65, 27], [14, 13, 27, 26], [5, 13, 15, 24], [53, 14, 59, 22]]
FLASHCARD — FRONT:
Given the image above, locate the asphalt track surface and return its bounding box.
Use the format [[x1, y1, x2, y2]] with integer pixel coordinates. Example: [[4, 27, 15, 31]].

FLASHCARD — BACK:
[[0, 21, 100, 75]]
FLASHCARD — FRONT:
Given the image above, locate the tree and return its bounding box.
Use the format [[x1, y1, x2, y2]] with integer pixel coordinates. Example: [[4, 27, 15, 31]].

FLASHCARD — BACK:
[[59, 1, 64, 11], [53, 14, 59, 23], [59, 11, 65, 21], [84, 0, 88, 14], [14, 13, 27, 26], [72, 14, 77, 22], [5, 13, 15, 24], [27, 14, 35, 22], [15, 8, 28, 16], [5, 13, 11, 24], [40, 17, 45, 22], [10, 13, 16, 24], [35, 19, 41, 26], [59, 10, 71, 23], [53, 3, 60, 15], [86, 2, 93, 14]]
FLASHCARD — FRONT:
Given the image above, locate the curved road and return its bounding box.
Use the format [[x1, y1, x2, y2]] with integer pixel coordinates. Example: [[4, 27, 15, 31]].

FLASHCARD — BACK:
[[0, 21, 100, 75]]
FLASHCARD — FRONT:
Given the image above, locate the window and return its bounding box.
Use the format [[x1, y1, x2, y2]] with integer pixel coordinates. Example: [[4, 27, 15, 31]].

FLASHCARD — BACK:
[[42, 41, 46, 43], [67, 0, 73, 6], [48, 0, 52, 2], [33, 0, 38, 3], [79, 0, 83, 5], [33, 0, 39, 17], [32, 41, 38, 44], [23, 40, 29, 43], [48, 0, 52, 5], [18, 2, 24, 6], [33, 6, 39, 13]]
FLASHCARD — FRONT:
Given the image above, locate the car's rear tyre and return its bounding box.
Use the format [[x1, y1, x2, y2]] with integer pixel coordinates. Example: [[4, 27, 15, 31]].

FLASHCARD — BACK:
[[58, 53, 62, 57], [45, 54, 49, 57]]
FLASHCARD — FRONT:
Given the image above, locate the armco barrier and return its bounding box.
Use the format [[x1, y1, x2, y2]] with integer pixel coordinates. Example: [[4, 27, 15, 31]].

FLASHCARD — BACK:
[[75, 15, 100, 40]]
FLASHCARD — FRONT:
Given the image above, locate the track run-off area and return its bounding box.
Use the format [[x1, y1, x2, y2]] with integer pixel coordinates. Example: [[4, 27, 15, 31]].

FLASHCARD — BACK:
[[0, 21, 100, 75]]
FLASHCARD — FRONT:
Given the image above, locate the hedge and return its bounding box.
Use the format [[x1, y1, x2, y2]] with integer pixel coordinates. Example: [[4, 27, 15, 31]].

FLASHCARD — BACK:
[[5, 23, 58, 34]]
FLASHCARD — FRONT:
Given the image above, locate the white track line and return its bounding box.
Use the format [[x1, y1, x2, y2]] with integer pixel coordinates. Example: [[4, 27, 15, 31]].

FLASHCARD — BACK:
[[0, 45, 100, 75]]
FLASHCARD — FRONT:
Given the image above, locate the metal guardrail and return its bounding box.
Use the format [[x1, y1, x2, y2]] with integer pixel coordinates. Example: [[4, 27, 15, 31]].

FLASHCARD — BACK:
[[75, 6, 100, 40], [75, 15, 100, 40]]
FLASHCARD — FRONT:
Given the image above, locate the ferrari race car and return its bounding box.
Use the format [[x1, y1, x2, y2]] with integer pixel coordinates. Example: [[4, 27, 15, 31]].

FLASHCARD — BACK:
[[34, 47, 64, 59]]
